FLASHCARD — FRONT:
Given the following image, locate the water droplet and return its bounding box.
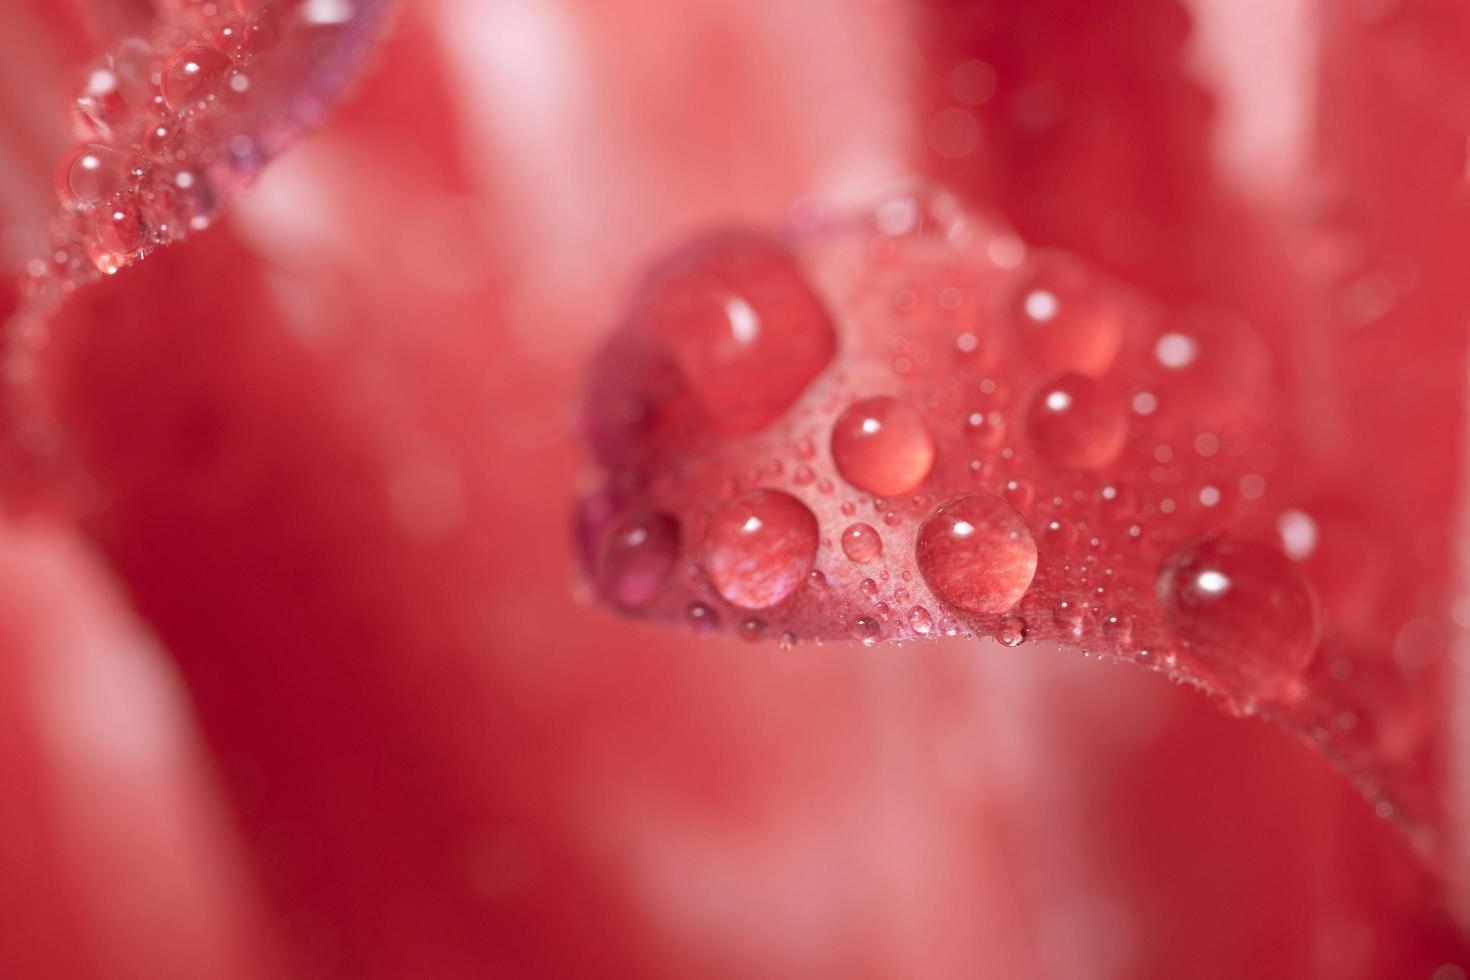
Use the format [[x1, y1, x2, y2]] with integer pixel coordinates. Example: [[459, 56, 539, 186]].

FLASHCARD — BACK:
[[94, 198, 148, 255], [162, 46, 232, 112], [637, 233, 835, 434], [850, 616, 881, 642], [997, 615, 1028, 647], [916, 493, 1037, 615], [1003, 479, 1034, 510], [703, 489, 819, 609], [860, 577, 879, 598], [1277, 509, 1319, 560], [1009, 253, 1125, 377], [1101, 613, 1133, 647], [59, 144, 122, 207], [738, 617, 768, 641], [963, 408, 1006, 450], [594, 510, 679, 610], [807, 569, 827, 591], [830, 396, 935, 496], [841, 522, 883, 563], [908, 606, 934, 635], [1025, 373, 1127, 470], [687, 602, 719, 632], [144, 121, 175, 161], [1157, 535, 1321, 703], [1053, 600, 1085, 637], [778, 631, 798, 650]]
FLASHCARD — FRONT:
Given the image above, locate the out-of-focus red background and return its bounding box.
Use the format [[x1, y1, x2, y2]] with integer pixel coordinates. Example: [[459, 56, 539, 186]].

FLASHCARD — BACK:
[[2, 0, 1470, 977]]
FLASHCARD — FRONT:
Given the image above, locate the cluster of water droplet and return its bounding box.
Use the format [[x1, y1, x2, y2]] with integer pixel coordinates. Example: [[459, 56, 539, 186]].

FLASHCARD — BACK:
[[581, 186, 1329, 714], [21, 2, 293, 302]]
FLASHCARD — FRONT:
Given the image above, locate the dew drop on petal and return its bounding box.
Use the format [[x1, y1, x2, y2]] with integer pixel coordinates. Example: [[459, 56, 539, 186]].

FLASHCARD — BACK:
[[1009, 252, 1125, 377], [841, 522, 883, 563], [687, 602, 719, 632], [1025, 373, 1127, 470], [908, 606, 934, 635], [830, 396, 935, 496], [59, 144, 122, 207], [594, 511, 679, 610], [850, 616, 882, 642], [1157, 535, 1321, 704], [916, 493, 1038, 615], [162, 45, 232, 112], [703, 489, 819, 609], [638, 233, 836, 434], [95, 197, 148, 254], [997, 615, 1028, 647], [963, 409, 1006, 450]]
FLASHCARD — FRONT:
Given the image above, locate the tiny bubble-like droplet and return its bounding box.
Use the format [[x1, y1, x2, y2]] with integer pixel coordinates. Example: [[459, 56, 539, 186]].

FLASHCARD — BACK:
[[841, 522, 883, 563], [850, 617, 881, 642], [916, 493, 1037, 615], [687, 602, 719, 632], [830, 396, 935, 497], [1025, 373, 1127, 470], [1157, 535, 1321, 703], [703, 489, 819, 609]]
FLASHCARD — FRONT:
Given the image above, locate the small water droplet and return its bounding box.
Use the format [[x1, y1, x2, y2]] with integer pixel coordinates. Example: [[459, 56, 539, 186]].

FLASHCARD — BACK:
[[997, 615, 1028, 647], [860, 578, 879, 598], [703, 489, 819, 609], [916, 493, 1037, 615], [963, 408, 1006, 450], [778, 631, 798, 651], [908, 606, 934, 635], [1003, 479, 1034, 510], [841, 522, 883, 563], [1101, 612, 1132, 647], [830, 396, 935, 497], [1053, 600, 1085, 637], [850, 616, 882, 642], [687, 602, 719, 631], [1025, 373, 1127, 470], [738, 617, 768, 641]]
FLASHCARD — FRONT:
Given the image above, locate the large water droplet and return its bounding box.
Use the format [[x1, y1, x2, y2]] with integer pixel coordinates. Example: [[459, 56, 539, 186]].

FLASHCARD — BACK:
[[1009, 252, 1125, 377], [1157, 535, 1321, 704], [594, 511, 679, 610], [916, 493, 1037, 615], [1025, 373, 1127, 470], [636, 233, 836, 434], [841, 522, 883, 563], [830, 396, 935, 497], [703, 489, 819, 609]]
